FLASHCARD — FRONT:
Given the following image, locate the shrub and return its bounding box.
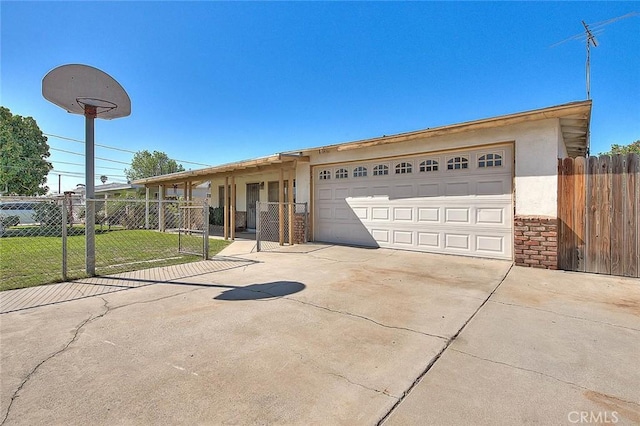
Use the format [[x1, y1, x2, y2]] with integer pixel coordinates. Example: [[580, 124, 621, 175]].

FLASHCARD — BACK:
[[209, 207, 223, 226]]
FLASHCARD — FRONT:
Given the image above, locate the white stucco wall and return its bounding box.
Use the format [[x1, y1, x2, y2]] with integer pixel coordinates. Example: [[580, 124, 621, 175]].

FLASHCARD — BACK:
[[295, 162, 311, 205], [308, 118, 563, 218]]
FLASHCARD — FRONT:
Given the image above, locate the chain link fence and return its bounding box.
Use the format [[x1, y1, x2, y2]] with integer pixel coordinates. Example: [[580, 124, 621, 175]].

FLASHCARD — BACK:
[[1, 196, 212, 292], [256, 201, 308, 252]]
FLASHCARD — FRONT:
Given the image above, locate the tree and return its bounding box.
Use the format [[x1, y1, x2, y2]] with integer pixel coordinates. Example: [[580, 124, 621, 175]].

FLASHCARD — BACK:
[[0, 107, 53, 195], [125, 150, 185, 181], [599, 140, 640, 155]]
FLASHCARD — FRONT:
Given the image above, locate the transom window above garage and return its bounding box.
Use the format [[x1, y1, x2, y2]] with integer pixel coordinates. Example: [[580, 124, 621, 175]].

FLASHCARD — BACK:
[[419, 159, 438, 172], [478, 153, 503, 168], [447, 156, 469, 170], [353, 166, 367, 177], [319, 170, 331, 180], [335, 168, 349, 179], [373, 164, 389, 176], [395, 162, 412, 174]]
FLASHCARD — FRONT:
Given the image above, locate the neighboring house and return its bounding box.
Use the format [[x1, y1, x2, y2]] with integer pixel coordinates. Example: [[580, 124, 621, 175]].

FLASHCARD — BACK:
[[134, 100, 591, 269]]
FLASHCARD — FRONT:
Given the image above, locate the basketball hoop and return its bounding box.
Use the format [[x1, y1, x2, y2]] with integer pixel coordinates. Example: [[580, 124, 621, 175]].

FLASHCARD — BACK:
[[43, 64, 131, 276], [75, 97, 118, 118]]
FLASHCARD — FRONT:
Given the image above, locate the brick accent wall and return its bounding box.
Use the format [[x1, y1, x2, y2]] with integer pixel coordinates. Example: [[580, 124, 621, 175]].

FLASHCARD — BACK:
[[293, 213, 308, 244], [514, 216, 558, 269]]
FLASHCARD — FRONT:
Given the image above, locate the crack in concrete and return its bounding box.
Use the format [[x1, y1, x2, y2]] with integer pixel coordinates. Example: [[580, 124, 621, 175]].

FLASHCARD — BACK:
[[449, 348, 640, 408], [105, 287, 205, 313], [488, 300, 640, 332], [288, 349, 399, 400], [377, 263, 514, 426], [326, 372, 400, 399], [283, 297, 449, 341], [0, 300, 109, 426]]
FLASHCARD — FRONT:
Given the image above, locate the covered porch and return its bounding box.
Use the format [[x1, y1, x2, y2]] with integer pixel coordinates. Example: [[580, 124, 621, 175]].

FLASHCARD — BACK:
[[133, 153, 309, 246]]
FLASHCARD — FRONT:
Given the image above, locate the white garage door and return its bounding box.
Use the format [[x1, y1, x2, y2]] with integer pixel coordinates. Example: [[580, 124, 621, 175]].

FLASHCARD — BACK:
[[313, 146, 513, 260]]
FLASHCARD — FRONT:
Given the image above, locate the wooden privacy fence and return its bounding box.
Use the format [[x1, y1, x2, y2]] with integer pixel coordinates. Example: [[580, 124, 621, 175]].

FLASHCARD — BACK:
[[558, 154, 639, 277]]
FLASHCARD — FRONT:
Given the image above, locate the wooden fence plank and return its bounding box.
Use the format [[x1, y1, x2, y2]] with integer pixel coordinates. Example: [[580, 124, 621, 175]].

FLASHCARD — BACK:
[[596, 156, 612, 274], [624, 154, 639, 277], [573, 156, 586, 272], [610, 155, 625, 275], [585, 156, 599, 273], [609, 154, 624, 275], [558, 158, 572, 270]]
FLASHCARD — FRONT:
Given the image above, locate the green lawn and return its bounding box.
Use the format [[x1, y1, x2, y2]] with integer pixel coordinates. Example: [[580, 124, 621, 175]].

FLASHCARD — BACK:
[[0, 229, 230, 291]]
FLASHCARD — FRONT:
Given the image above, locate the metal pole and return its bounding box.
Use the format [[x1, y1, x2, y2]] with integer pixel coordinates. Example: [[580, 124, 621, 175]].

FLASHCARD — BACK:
[[85, 108, 96, 276], [256, 201, 261, 252], [62, 199, 67, 281], [145, 187, 150, 229], [203, 200, 209, 260]]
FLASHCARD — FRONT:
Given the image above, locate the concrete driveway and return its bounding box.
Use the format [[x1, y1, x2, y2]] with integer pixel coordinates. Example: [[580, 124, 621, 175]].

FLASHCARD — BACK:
[[1, 243, 638, 425]]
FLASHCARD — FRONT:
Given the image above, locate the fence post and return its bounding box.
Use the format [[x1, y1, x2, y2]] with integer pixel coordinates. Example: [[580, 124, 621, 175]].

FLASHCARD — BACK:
[[62, 199, 67, 281], [203, 200, 209, 260], [256, 201, 261, 252], [145, 187, 150, 229]]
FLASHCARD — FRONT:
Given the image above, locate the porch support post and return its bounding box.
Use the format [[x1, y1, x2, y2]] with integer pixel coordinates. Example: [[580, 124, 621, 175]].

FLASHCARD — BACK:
[[230, 175, 236, 240], [223, 176, 229, 240], [288, 168, 294, 245], [279, 167, 285, 245], [158, 184, 165, 232]]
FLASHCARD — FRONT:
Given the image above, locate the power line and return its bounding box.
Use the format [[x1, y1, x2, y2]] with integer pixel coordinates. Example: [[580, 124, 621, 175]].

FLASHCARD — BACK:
[[49, 147, 131, 165], [44, 132, 213, 167]]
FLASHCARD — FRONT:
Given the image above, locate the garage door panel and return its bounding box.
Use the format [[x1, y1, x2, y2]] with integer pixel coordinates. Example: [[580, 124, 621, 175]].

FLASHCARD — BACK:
[[418, 208, 440, 222], [318, 188, 332, 200], [445, 182, 470, 196], [418, 232, 440, 248], [418, 183, 440, 197], [476, 235, 505, 253], [445, 208, 470, 224], [334, 188, 350, 199], [393, 207, 413, 221], [476, 207, 505, 225], [393, 184, 414, 198], [392, 230, 413, 245], [372, 207, 389, 220]]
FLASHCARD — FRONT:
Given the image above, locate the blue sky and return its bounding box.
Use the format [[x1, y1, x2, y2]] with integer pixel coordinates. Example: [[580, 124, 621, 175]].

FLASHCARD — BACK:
[[1, 1, 639, 193]]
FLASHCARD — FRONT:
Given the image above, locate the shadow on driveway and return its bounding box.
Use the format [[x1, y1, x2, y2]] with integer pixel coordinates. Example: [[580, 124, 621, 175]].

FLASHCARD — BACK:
[[214, 281, 305, 301]]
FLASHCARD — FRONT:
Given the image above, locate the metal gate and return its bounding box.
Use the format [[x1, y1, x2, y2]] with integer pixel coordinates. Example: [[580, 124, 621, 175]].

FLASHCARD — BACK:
[[256, 201, 308, 252], [178, 200, 210, 258]]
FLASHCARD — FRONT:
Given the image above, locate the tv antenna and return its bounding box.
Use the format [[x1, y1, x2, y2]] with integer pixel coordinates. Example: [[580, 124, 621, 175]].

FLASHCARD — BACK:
[[551, 12, 639, 99]]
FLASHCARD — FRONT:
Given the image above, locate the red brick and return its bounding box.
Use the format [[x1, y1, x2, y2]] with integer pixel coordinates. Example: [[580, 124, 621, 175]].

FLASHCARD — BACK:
[[532, 264, 547, 269], [530, 226, 547, 231], [546, 237, 557, 242], [523, 231, 540, 237], [525, 240, 541, 246], [523, 249, 538, 255], [524, 258, 540, 264], [541, 231, 557, 237], [542, 260, 558, 266], [531, 254, 546, 260], [514, 249, 523, 254], [541, 241, 557, 247], [514, 226, 529, 231], [530, 236, 546, 242], [540, 250, 557, 256]]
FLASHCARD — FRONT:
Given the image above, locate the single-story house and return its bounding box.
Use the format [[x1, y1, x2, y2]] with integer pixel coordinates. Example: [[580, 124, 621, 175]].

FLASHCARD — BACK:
[[134, 100, 591, 269]]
